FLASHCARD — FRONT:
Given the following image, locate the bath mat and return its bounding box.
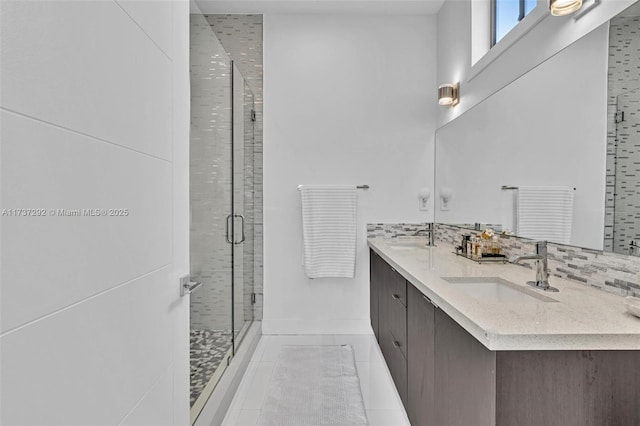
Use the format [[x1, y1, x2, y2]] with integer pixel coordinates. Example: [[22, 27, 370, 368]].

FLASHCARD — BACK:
[[256, 345, 368, 426]]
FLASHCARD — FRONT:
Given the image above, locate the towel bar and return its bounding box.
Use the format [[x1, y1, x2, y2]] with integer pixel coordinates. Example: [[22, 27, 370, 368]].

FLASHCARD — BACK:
[[297, 185, 370, 190], [502, 185, 576, 190]]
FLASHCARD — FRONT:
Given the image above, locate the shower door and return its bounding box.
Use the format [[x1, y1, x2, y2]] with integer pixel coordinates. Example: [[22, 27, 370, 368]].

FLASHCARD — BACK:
[[189, 13, 256, 424], [189, 12, 235, 420], [612, 88, 640, 255]]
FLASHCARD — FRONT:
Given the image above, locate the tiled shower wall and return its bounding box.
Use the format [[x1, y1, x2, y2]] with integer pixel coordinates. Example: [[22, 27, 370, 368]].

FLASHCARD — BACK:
[[605, 13, 640, 254], [189, 14, 233, 330], [208, 15, 264, 320], [239, 80, 255, 325], [367, 223, 640, 298]]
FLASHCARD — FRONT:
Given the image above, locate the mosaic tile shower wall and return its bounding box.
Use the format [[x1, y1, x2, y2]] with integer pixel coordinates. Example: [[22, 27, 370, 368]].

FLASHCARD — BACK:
[[231, 72, 255, 329], [190, 14, 233, 331], [614, 89, 640, 255], [208, 15, 264, 321], [605, 12, 640, 254], [238, 80, 255, 326]]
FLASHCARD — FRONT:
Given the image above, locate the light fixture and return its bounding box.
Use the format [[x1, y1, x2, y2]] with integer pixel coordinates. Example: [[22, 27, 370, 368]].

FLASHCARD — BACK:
[[438, 83, 459, 107], [549, 0, 583, 16]]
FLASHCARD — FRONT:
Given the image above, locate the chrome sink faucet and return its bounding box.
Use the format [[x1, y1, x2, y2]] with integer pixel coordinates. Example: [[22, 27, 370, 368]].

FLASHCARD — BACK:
[[509, 241, 559, 292], [413, 228, 434, 247]]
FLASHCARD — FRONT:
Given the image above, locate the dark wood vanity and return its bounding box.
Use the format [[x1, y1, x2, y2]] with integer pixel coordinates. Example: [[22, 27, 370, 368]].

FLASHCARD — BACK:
[[370, 249, 640, 426]]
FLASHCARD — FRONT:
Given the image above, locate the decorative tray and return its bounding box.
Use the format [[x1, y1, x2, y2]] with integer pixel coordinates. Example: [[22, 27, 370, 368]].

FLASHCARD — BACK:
[[452, 252, 508, 264]]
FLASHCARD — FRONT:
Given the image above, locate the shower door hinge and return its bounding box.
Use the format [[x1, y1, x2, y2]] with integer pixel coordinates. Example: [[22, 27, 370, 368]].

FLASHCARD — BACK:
[[615, 111, 625, 123], [251, 109, 256, 122], [251, 293, 256, 304]]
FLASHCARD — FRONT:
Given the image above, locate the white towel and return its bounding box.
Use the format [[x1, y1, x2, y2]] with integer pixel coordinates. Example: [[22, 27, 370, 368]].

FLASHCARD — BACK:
[[517, 186, 574, 244], [299, 185, 357, 279]]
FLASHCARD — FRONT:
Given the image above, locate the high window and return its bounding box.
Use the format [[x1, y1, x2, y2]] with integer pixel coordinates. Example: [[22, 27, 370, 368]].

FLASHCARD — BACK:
[[492, 0, 536, 46]]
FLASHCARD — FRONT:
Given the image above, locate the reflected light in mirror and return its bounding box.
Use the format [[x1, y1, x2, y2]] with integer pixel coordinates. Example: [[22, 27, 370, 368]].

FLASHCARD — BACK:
[[440, 187, 453, 210], [549, 0, 583, 16]]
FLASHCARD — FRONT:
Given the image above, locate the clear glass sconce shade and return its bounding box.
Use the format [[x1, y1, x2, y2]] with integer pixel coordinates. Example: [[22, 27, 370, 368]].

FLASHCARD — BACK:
[[549, 0, 583, 16]]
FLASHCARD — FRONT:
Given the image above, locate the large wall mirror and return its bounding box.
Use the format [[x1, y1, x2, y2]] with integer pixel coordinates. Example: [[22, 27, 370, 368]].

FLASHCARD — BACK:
[[434, 1, 640, 255]]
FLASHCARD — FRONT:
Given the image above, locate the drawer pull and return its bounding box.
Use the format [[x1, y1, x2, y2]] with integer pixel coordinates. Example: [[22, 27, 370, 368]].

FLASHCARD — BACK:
[[391, 267, 396, 273], [392, 340, 401, 349], [392, 294, 400, 300], [423, 295, 439, 309]]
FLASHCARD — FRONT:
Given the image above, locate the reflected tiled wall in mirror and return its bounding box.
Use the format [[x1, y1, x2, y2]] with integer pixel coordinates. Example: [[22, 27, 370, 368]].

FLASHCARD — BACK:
[[605, 10, 640, 254]]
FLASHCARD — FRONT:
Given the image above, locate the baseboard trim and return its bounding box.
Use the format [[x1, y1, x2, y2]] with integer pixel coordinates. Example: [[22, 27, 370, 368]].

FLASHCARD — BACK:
[[194, 321, 262, 426], [262, 319, 373, 335]]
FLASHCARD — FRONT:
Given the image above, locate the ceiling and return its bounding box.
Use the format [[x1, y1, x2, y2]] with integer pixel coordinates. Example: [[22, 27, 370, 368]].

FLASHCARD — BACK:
[[194, 0, 447, 15]]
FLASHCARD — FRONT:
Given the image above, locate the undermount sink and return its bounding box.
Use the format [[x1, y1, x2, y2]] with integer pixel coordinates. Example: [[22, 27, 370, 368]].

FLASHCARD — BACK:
[[442, 277, 558, 304], [388, 242, 430, 251]]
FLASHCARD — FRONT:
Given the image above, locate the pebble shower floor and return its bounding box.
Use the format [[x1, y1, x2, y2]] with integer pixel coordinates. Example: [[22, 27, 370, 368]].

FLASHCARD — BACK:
[[190, 329, 233, 406]]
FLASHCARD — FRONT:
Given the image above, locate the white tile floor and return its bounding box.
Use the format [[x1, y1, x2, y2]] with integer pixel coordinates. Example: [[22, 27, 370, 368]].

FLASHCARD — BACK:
[[222, 335, 410, 426]]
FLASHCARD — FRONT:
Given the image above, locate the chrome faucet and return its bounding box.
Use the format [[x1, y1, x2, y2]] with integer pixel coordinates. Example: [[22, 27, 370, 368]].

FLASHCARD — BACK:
[[509, 241, 559, 292], [413, 228, 434, 246]]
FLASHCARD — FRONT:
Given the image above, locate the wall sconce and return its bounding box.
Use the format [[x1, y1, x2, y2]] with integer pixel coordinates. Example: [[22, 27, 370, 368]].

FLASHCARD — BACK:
[[549, 0, 583, 16], [439, 187, 453, 211], [418, 187, 431, 211], [438, 83, 459, 107]]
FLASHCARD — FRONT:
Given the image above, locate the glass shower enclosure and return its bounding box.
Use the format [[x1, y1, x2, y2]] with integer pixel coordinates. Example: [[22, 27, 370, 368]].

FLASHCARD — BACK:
[[189, 12, 256, 423], [612, 88, 640, 256]]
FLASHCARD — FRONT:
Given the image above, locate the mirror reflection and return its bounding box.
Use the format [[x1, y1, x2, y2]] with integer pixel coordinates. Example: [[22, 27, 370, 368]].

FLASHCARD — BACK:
[[434, 1, 640, 255]]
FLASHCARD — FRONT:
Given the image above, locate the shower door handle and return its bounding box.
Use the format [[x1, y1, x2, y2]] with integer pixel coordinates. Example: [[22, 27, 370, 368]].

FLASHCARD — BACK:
[[225, 214, 233, 244], [234, 214, 246, 244]]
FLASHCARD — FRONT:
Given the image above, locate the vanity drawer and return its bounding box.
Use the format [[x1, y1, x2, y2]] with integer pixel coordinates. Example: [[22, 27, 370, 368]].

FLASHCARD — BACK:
[[385, 333, 408, 407], [389, 293, 407, 358], [388, 266, 407, 306]]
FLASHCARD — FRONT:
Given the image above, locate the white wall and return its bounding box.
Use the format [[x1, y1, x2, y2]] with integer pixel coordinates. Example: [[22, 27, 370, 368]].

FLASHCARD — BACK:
[[263, 14, 437, 334], [0, 1, 190, 424], [435, 25, 608, 250], [436, 0, 635, 127]]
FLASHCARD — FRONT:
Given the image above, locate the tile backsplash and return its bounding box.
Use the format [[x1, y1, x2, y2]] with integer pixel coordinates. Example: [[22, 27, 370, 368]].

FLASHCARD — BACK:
[[367, 223, 433, 238], [435, 223, 640, 298], [367, 223, 640, 298]]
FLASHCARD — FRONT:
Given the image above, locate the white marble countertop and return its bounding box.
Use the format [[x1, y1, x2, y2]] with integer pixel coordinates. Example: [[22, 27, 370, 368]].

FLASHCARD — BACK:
[[368, 237, 640, 351]]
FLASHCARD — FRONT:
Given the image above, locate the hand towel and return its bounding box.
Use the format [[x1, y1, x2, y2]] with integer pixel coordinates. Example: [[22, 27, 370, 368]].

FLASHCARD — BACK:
[[299, 185, 357, 279], [517, 186, 574, 244]]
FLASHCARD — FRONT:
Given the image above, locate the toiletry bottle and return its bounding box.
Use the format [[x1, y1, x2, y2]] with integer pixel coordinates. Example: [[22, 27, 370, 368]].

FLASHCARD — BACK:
[[491, 236, 500, 254], [472, 238, 480, 259]]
